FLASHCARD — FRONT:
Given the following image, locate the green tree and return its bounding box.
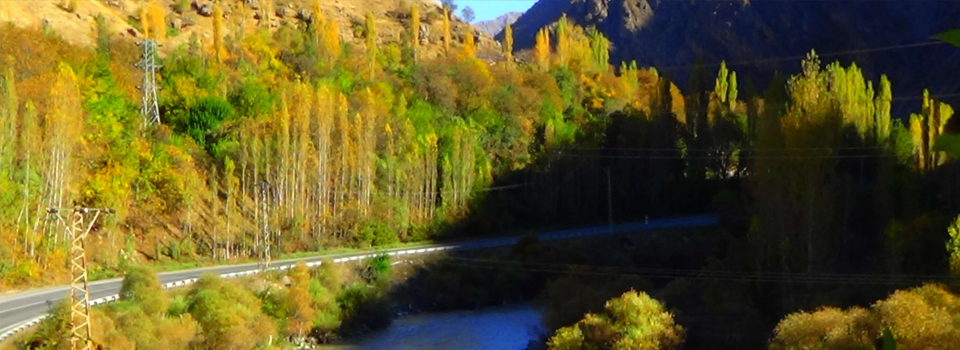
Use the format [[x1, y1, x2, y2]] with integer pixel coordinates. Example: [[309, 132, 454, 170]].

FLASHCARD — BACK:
[[461, 6, 475, 23], [286, 262, 316, 341], [947, 215, 960, 275], [770, 307, 878, 350], [186, 274, 276, 350], [119, 266, 168, 317], [441, 0, 458, 15], [547, 290, 685, 350]]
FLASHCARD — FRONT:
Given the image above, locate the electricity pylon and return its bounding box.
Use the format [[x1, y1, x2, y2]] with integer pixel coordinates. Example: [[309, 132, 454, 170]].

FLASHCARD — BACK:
[[48, 205, 114, 350], [135, 39, 161, 127]]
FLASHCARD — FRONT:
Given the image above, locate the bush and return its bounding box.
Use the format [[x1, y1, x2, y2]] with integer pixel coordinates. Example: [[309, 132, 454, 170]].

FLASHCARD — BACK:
[[770, 307, 878, 350], [358, 221, 399, 247], [336, 282, 391, 333], [229, 79, 275, 118], [771, 284, 960, 350], [315, 258, 343, 289], [167, 295, 189, 317], [186, 274, 277, 350], [547, 290, 685, 350], [119, 265, 168, 317], [308, 279, 342, 342], [170, 95, 235, 154], [360, 254, 392, 284], [173, 0, 191, 14]]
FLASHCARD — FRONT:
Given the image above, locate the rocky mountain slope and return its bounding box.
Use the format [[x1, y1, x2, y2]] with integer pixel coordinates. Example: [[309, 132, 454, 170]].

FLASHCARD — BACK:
[[503, 0, 960, 116], [0, 0, 498, 59], [474, 11, 522, 36]]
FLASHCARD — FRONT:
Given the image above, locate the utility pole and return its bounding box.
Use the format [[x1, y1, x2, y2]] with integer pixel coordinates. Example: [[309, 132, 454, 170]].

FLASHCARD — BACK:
[[135, 39, 161, 127], [48, 205, 114, 350], [258, 182, 271, 272], [606, 168, 613, 235]]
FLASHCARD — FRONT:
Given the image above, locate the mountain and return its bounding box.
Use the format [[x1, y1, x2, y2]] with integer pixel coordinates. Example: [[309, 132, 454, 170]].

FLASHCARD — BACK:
[[0, 0, 497, 57], [502, 0, 960, 116], [474, 11, 524, 36]]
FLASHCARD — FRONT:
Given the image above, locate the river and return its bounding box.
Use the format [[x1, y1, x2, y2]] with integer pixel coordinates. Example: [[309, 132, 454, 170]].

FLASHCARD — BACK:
[[322, 305, 546, 350]]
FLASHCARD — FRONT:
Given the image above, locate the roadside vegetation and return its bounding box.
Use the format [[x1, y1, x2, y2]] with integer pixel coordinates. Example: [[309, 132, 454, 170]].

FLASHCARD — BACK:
[[14, 258, 393, 349], [2, 0, 960, 349]]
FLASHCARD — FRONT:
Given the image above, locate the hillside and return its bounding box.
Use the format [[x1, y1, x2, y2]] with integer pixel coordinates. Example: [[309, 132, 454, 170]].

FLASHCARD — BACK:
[[504, 0, 960, 116], [473, 11, 522, 36], [0, 0, 500, 58]]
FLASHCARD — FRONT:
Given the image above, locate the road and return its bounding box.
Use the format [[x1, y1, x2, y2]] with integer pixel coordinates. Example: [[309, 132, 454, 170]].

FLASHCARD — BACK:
[[0, 215, 717, 342]]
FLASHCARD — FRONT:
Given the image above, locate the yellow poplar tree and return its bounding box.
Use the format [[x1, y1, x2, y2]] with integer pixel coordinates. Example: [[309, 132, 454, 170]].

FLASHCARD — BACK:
[[503, 23, 513, 62], [534, 28, 551, 71], [148, 0, 166, 39], [285, 263, 316, 339], [212, 2, 225, 64], [461, 31, 476, 59], [312, 0, 323, 44], [555, 14, 570, 67], [140, 7, 151, 38], [410, 4, 421, 48], [365, 11, 377, 80], [261, 0, 273, 28], [320, 15, 341, 65]]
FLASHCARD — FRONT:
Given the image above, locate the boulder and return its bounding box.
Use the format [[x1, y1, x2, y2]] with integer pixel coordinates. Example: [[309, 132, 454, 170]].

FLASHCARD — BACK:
[[386, 10, 409, 20], [169, 18, 183, 29], [197, 2, 213, 17], [243, 0, 260, 10], [276, 7, 290, 18], [419, 24, 430, 45], [297, 9, 313, 22]]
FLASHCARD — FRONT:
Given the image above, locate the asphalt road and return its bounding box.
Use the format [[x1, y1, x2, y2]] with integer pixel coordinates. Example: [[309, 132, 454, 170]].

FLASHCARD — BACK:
[[0, 214, 718, 342]]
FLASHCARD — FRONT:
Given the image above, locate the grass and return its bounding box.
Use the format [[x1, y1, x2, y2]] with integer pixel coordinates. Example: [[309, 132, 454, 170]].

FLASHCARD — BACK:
[[167, 25, 180, 38]]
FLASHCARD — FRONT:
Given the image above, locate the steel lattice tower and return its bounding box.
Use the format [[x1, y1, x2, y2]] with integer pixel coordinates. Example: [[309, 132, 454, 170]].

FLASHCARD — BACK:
[[136, 39, 161, 127], [49, 206, 114, 350]]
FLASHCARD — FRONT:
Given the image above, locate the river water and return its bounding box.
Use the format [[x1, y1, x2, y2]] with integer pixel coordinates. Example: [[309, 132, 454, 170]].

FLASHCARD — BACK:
[[322, 305, 546, 350]]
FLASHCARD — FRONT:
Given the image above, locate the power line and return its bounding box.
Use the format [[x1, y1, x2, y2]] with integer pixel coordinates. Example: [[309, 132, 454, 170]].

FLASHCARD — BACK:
[[893, 92, 960, 102], [438, 257, 957, 286], [323, 182, 533, 196], [656, 41, 946, 71], [486, 0, 960, 2], [551, 153, 896, 160], [558, 146, 888, 152]]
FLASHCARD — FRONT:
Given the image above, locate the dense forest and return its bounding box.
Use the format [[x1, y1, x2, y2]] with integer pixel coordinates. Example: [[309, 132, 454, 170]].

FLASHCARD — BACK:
[[3, 0, 960, 349]]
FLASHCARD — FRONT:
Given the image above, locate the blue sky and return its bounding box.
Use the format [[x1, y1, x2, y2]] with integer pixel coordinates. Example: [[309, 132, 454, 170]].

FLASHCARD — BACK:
[[454, 0, 538, 22]]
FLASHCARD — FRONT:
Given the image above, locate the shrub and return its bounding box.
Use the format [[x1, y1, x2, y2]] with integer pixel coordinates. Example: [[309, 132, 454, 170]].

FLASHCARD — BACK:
[[119, 265, 168, 317], [770, 307, 878, 350], [547, 290, 685, 350], [358, 221, 398, 247], [336, 282, 391, 333], [186, 274, 277, 350], [173, 0, 191, 14]]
